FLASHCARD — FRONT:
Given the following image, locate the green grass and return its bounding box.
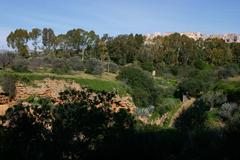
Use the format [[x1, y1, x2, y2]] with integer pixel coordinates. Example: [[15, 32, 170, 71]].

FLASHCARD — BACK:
[[206, 108, 224, 128], [0, 71, 129, 95], [215, 80, 240, 93], [163, 101, 181, 128]]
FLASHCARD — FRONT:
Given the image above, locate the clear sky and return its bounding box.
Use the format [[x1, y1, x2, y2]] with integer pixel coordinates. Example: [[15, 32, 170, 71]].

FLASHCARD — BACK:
[[0, 0, 240, 49]]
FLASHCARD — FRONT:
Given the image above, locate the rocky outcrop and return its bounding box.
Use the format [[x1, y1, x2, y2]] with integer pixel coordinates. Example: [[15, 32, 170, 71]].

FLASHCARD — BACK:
[[0, 94, 9, 104], [15, 79, 81, 100], [112, 96, 136, 114], [0, 79, 136, 115]]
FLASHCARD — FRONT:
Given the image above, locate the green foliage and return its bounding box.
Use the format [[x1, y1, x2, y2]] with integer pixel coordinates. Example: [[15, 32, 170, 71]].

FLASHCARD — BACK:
[[7, 29, 29, 57], [157, 98, 181, 115], [107, 34, 144, 65], [85, 58, 104, 75], [104, 62, 119, 73], [51, 58, 71, 74], [175, 68, 216, 97], [205, 38, 233, 65], [29, 28, 41, 54], [11, 57, 29, 72], [69, 56, 85, 71], [117, 66, 157, 107], [217, 63, 240, 79], [0, 71, 129, 95], [42, 28, 55, 52]]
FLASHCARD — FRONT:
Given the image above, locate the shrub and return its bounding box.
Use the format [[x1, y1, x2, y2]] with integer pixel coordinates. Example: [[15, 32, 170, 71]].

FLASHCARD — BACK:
[[193, 60, 206, 70], [175, 69, 215, 98], [0, 75, 16, 99], [11, 57, 29, 72], [140, 61, 154, 72], [157, 98, 181, 115], [219, 103, 239, 121], [117, 66, 157, 107], [51, 58, 71, 74], [69, 56, 85, 71], [85, 58, 104, 75], [104, 62, 119, 73], [28, 57, 45, 70], [217, 64, 240, 79]]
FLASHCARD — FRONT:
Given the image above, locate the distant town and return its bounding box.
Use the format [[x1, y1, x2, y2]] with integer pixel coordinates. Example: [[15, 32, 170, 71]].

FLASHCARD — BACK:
[[146, 32, 240, 43]]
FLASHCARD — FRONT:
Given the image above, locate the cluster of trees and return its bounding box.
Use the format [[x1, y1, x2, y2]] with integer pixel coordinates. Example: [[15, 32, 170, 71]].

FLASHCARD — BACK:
[[6, 28, 240, 73], [6, 28, 100, 59]]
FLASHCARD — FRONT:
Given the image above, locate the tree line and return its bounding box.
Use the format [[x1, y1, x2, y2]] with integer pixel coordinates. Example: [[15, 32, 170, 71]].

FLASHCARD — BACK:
[[6, 28, 240, 71]]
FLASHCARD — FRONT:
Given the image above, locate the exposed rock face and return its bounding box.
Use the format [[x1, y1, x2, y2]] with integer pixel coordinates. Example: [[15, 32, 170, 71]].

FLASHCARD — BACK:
[[0, 79, 136, 115], [16, 79, 81, 100], [112, 95, 136, 114], [0, 94, 9, 104]]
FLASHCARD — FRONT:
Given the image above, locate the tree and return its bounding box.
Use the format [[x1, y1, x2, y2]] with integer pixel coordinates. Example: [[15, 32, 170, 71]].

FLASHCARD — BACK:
[[97, 40, 109, 62], [230, 43, 240, 64], [66, 28, 86, 52], [205, 38, 233, 65], [29, 28, 41, 54], [42, 28, 55, 52], [85, 58, 104, 75], [107, 34, 144, 65], [7, 29, 29, 57]]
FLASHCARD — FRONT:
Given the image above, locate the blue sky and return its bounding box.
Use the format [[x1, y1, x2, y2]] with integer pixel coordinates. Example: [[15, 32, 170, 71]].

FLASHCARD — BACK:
[[0, 0, 240, 49]]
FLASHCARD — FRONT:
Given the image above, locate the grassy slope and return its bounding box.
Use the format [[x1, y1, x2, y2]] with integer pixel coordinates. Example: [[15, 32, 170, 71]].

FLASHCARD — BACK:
[[0, 71, 129, 95]]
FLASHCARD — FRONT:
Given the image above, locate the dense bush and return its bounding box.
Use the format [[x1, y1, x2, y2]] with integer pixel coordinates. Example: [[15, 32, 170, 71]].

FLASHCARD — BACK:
[[217, 64, 240, 79], [51, 58, 71, 74], [28, 57, 46, 70], [157, 98, 181, 115], [140, 61, 154, 72], [117, 66, 157, 107], [104, 62, 119, 73], [175, 68, 216, 98], [69, 56, 85, 71], [0, 75, 16, 99], [11, 57, 29, 72], [85, 58, 104, 75], [219, 103, 239, 121]]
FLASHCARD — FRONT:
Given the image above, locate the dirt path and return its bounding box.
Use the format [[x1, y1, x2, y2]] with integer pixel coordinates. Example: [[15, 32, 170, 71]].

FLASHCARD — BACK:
[[169, 98, 196, 127]]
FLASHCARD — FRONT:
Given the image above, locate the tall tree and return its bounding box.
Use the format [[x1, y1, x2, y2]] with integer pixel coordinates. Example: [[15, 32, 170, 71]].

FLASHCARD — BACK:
[[66, 29, 99, 59], [205, 38, 232, 65], [42, 28, 55, 52], [107, 34, 144, 65], [66, 28, 86, 52], [7, 29, 29, 57], [29, 28, 41, 54], [97, 40, 109, 62]]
